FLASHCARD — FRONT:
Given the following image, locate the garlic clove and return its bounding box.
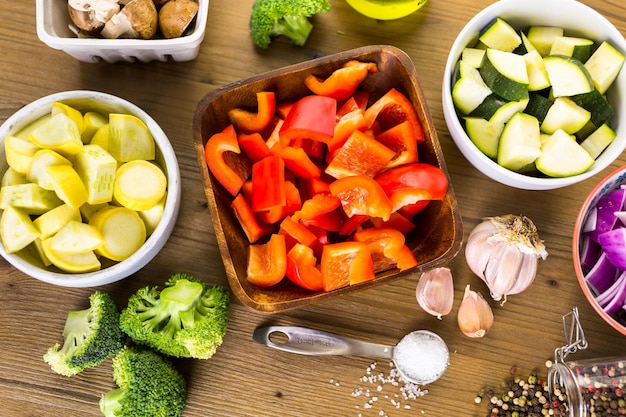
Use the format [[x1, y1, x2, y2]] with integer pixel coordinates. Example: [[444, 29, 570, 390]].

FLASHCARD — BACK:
[[416, 267, 454, 319], [457, 285, 494, 338]]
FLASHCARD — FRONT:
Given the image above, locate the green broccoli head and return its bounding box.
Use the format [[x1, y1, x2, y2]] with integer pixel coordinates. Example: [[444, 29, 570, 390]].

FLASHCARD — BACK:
[[44, 291, 126, 377], [249, 0, 331, 49], [99, 346, 186, 417], [119, 273, 230, 359]]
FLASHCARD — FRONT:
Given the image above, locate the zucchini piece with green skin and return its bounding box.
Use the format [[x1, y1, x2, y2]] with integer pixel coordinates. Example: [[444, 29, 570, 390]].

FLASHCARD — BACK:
[[543, 55, 594, 97], [461, 47, 485, 68], [569, 88, 615, 129], [479, 49, 529, 101], [497, 112, 542, 171], [526, 26, 564, 56], [535, 129, 594, 177], [579, 123, 616, 159], [524, 50, 551, 91], [549, 36, 594, 62], [540, 96, 591, 134], [584, 41, 625, 95], [525, 93, 553, 123], [452, 62, 492, 114], [479, 17, 521, 52]]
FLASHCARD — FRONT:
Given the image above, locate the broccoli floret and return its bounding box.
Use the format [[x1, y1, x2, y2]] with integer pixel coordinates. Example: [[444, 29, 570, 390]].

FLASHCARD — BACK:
[[249, 0, 331, 49], [119, 273, 230, 359], [44, 291, 126, 377], [99, 346, 186, 417]]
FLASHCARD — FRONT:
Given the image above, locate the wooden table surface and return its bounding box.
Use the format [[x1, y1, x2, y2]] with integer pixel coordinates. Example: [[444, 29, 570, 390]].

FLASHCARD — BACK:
[[1, 0, 625, 416]]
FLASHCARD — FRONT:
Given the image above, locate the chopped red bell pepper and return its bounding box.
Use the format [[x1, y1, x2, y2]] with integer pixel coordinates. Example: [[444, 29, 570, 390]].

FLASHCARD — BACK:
[[251, 155, 286, 212], [320, 241, 375, 291], [265, 118, 284, 150], [328, 109, 368, 154], [231, 193, 274, 243], [364, 88, 424, 145], [228, 91, 276, 134], [375, 120, 418, 168], [245, 180, 301, 224], [325, 130, 396, 179], [276, 146, 322, 179], [304, 60, 378, 102], [329, 175, 393, 221], [353, 227, 417, 272], [286, 243, 324, 291], [279, 95, 337, 145], [205, 125, 250, 196], [238, 132, 273, 163], [374, 163, 448, 213], [370, 211, 416, 234], [338, 214, 369, 236], [246, 233, 287, 287], [292, 193, 341, 221], [336, 96, 361, 119], [300, 177, 332, 200], [278, 215, 318, 249], [299, 209, 342, 232]]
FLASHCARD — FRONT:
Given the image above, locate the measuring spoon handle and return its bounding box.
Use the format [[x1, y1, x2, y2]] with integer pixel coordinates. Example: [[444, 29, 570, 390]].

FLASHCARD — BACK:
[[253, 326, 394, 359]]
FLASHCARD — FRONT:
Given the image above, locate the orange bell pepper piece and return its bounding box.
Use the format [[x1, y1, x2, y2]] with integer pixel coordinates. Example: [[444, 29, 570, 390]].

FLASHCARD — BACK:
[[364, 88, 424, 146], [205, 124, 250, 196], [251, 155, 286, 212], [246, 233, 287, 287], [320, 241, 375, 291], [353, 227, 417, 271], [238, 132, 273, 163], [277, 146, 322, 179], [375, 120, 419, 168], [231, 193, 274, 243], [304, 60, 378, 102], [228, 91, 276, 134], [325, 130, 396, 179], [329, 175, 393, 221], [285, 243, 324, 291]]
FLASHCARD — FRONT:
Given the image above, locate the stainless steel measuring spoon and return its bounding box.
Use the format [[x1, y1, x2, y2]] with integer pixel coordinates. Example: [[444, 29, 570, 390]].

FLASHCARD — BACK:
[[253, 326, 449, 385]]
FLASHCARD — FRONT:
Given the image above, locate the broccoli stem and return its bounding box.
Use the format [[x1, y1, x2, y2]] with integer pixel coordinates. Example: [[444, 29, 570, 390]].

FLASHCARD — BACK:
[[59, 308, 92, 356], [99, 387, 125, 417], [271, 15, 313, 46]]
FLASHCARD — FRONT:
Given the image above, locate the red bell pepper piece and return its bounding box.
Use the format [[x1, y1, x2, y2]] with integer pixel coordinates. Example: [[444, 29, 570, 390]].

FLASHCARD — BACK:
[[304, 60, 378, 102], [374, 163, 448, 213], [251, 155, 286, 212], [279, 95, 337, 145], [205, 125, 250, 196], [364, 88, 424, 146], [371, 211, 416, 234], [300, 177, 332, 199], [338, 214, 369, 236], [231, 193, 274, 243], [329, 175, 393, 221], [325, 130, 396, 179], [238, 132, 273, 163], [299, 209, 342, 232], [353, 227, 417, 272], [328, 109, 369, 154], [336, 97, 361, 119], [277, 146, 322, 179], [228, 91, 276, 134], [245, 180, 301, 224], [375, 120, 418, 168], [320, 241, 375, 291], [286, 243, 324, 291], [279, 216, 318, 250], [246, 233, 287, 287], [292, 193, 341, 221]]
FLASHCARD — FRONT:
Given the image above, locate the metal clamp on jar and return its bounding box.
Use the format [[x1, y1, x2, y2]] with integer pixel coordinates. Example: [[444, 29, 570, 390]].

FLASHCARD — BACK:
[[548, 307, 626, 416]]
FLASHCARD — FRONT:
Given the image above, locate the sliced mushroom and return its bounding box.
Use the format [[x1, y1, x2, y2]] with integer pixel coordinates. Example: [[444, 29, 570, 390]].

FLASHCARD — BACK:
[[68, 0, 120, 33], [158, 0, 199, 38], [100, 0, 158, 39]]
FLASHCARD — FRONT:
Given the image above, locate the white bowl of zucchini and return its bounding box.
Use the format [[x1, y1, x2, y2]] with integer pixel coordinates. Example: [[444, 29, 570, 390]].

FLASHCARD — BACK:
[[442, 0, 626, 190], [0, 91, 181, 287]]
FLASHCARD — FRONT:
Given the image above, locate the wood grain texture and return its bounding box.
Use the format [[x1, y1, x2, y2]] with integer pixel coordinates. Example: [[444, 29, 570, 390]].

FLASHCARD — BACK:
[[1, 0, 626, 416]]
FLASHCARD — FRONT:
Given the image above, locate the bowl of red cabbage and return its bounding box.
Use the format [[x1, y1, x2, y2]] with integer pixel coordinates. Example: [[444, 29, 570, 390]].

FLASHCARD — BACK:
[[573, 165, 626, 336]]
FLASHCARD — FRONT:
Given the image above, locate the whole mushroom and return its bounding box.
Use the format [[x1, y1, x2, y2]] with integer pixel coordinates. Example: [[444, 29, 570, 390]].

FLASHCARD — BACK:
[[100, 0, 158, 39], [67, 0, 120, 33], [158, 0, 199, 38]]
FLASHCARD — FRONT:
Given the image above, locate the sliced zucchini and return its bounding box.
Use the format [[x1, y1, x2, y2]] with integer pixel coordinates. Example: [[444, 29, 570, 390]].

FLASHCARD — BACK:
[[579, 123, 616, 159], [452, 62, 492, 114], [535, 129, 594, 177], [569, 88, 615, 129], [584, 41, 626, 94], [461, 47, 486, 68], [525, 93, 553, 123], [524, 50, 551, 91], [549, 36, 594, 62], [469, 94, 509, 120], [543, 55, 594, 97], [540, 96, 591, 134], [527, 26, 564, 56], [497, 112, 542, 171], [479, 17, 522, 52], [479, 48, 529, 101]]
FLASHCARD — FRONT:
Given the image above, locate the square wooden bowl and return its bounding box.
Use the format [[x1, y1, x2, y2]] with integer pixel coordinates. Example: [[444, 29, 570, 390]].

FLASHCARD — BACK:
[[193, 45, 463, 313]]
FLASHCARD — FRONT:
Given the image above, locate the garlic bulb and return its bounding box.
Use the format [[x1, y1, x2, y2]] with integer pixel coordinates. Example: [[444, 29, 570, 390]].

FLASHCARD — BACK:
[[465, 214, 548, 303], [416, 267, 454, 319], [457, 285, 493, 338]]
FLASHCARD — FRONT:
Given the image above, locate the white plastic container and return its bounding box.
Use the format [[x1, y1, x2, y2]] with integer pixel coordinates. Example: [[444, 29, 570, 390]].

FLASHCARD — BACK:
[[36, 0, 209, 63]]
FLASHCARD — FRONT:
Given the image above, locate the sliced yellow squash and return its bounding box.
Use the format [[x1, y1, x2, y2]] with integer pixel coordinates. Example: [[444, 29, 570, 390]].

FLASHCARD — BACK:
[[41, 237, 101, 273], [89, 206, 146, 262], [0, 206, 40, 253], [46, 165, 88, 210], [113, 160, 166, 211]]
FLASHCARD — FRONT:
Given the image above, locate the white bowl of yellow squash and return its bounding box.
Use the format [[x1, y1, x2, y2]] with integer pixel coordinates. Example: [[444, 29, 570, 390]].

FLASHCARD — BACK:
[[0, 91, 181, 287]]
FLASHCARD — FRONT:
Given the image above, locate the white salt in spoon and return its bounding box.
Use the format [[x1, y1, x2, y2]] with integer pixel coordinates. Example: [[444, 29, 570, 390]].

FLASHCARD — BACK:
[[253, 326, 449, 385]]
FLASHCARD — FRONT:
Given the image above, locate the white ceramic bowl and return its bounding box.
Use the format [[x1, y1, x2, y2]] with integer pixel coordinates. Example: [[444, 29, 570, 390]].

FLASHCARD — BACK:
[[442, 0, 626, 190], [36, 0, 209, 63], [0, 91, 181, 287]]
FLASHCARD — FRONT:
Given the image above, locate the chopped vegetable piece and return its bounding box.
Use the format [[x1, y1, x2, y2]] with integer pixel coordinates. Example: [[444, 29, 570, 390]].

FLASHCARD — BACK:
[[286, 243, 323, 291], [279, 95, 337, 145], [89, 206, 146, 262], [29, 113, 84, 156], [246, 233, 287, 287], [305, 60, 378, 101], [74, 144, 117, 205], [354, 227, 417, 271], [237, 132, 273, 163], [329, 175, 393, 221], [231, 193, 274, 243], [107, 113, 155, 162], [228, 91, 276, 134], [50, 220, 104, 253], [251, 155, 286, 212], [276, 146, 322, 179], [205, 125, 251, 196], [363, 88, 424, 144], [113, 160, 167, 211], [0, 205, 40, 253], [320, 241, 375, 291], [325, 130, 396, 179], [46, 165, 89, 210], [278, 215, 318, 249]]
